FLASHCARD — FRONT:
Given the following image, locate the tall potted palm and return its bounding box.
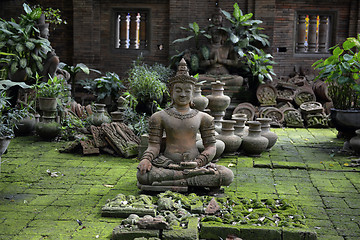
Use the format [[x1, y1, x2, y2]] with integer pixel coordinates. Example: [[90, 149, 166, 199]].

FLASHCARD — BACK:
[[313, 34, 360, 139]]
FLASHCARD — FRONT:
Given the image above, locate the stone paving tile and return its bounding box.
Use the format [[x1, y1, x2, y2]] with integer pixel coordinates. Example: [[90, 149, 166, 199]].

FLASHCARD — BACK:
[[0, 129, 360, 239]]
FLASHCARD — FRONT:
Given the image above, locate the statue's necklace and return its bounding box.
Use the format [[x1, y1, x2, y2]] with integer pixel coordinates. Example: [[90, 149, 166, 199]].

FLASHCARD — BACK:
[[165, 107, 199, 120]]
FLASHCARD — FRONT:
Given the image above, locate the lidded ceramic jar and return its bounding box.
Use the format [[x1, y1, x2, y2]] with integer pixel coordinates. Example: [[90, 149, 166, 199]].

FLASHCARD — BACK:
[[350, 129, 360, 155], [192, 83, 209, 111], [241, 121, 269, 157], [256, 117, 278, 151], [216, 120, 242, 154]]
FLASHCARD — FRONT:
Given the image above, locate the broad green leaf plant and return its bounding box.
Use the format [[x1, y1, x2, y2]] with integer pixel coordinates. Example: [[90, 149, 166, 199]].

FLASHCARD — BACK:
[[171, 3, 275, 82], [220, 3, 275, 82], [0, 4, 53, 80], [58, 62, 101, 96], [313, 34, 360, 109]]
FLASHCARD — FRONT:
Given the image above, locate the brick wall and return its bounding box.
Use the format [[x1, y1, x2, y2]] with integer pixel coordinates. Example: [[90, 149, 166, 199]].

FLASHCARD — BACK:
[[71, 0, 171, 77], [271, 0, 356, 77], [1, 0, 359, 79]]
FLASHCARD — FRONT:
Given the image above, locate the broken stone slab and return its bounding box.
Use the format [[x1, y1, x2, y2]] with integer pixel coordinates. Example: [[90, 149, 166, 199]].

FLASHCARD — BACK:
[[80, 139, 99, 155], [137, 215, 170, 230], [205, 197, 221, 215], [101, 207, 156, 218], [112, 225, 159, 240], [90, 125, 108, 148], [102, 122, 139, 157], [162, 217, 199, 240]]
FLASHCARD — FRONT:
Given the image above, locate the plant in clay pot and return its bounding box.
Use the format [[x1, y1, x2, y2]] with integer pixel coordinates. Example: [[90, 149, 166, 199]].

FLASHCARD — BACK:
[[313, 34, 360, 140], [0, 4, 66, 83], [124, 60, 171, 115], [35, 74, 66, 111]]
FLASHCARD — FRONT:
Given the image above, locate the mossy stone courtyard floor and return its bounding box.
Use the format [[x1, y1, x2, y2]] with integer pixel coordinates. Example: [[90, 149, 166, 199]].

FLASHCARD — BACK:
[[0, 128, 360, 240]]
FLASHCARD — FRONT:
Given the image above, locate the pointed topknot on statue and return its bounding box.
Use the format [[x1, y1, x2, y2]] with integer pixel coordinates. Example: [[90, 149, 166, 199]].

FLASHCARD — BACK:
[[169, 58, 197, 87]]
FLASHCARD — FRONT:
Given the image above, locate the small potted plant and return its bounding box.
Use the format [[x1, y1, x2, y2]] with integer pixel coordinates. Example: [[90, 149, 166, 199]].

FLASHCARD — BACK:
[[36, 74, 66, 111], [313, 34, 360, 139], [124, 61, 170, 115]]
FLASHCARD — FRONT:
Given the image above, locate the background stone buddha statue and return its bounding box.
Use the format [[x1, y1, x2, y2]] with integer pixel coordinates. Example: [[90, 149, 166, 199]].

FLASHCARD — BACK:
[[136, 59, 234, 192], [199, 8, 244, 87]]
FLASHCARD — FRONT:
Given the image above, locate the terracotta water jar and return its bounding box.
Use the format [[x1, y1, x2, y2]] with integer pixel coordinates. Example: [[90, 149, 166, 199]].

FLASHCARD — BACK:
[[232, 116, 247, 138], [350, 129, 360, 155], [192, 83, 209, 111], [207, 81, 230, 121], [241, 121, 269, 157], [88, 103, 111, 126], [216, 120, 242, 154], [196, 139, 225, 162], [257, 117, 278, 151]]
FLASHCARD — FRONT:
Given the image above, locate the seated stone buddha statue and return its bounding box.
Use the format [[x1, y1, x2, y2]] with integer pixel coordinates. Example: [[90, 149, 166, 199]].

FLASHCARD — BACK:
[[137, 59, 234, 192], [198, 9, 244, 87]]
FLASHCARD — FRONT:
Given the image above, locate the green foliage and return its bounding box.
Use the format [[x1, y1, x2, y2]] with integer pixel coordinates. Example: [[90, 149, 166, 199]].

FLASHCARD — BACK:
[[0, 80, 32, 137], [0, 92, 22, 138], [221, 3, 270, 57], [39, 6, 67, 26], [122, 107, 149, 136], [35, 75, 66, 98], [58, 62, 101, 96], [246, 50, 276, 82], [172, 22, 211, 49], [125, 61, 171, 105], [79, 72, 125, 103], [221, 3, 275, 82], [0, 4, 54, 80], [171, 3, 275, 82], [313, 34, 360, 109], [60, 111, 86, 141]]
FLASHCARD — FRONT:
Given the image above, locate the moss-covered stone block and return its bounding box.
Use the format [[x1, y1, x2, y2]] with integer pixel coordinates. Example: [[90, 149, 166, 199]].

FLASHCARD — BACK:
[[282, 227, 317, 240], [162, 217, 199, 240], [199, 221, 240, 239], [112, 225, 159, 240], [239, 225, 282, 240], [272, 161, 307, 169]]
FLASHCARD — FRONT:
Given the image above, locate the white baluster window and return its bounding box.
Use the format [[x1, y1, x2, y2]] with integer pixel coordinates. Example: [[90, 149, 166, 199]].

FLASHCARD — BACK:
[[295, 12, 334, 54], [115, 10, 149, 50]]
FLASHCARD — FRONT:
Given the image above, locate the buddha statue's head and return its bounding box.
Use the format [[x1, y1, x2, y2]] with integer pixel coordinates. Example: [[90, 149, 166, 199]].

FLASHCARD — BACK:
[[211, 6, 223, 27], [168, 59, 197, 106]]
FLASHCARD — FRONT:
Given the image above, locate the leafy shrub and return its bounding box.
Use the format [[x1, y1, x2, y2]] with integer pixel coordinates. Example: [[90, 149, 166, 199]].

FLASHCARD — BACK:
[[79, 72, 125, 103]]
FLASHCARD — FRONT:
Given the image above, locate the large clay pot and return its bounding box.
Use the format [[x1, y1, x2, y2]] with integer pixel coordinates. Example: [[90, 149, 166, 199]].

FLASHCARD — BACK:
[[88, 103, 111, 126], [257, 117, 278, 151], [349, 129, 360, 155], [216, 120, 242, 154], [0, 137, 12, 155], [192, 83, 209, 111], [196, 139, 225, 161], [14, 117, 36, 136], [232, 116, 247, 138], [35, 117, 61, 140], [39, 97, 57, 111], [330, 108, 360, 140], [241, 121, 269, 157], [207, 80, 231, 121]]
